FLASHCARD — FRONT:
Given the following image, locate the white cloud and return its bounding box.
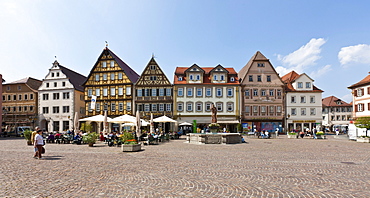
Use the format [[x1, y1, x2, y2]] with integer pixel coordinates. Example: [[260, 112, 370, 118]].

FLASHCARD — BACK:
[[275, 38, 327, 76], [341, 93, 353, 103], [309, 64, 332, 79], [338, 44, 370, 66]]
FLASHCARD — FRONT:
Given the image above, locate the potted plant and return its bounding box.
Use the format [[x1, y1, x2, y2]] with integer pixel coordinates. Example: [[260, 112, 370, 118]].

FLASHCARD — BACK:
[[23, 130, 33, 145], [288, 132, 297, 139], [208, 123, 220, 133], [315, 131, 326, 139], [120, 132, 141, 152], [82, 132, 99, 147]]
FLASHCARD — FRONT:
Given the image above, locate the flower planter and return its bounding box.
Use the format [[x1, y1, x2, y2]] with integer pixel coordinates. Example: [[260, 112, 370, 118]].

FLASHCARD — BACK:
[[288, 135, 297, 139], [122, 144, 141, 152], [316, 135, 326, 139], [357, 137, 370, 143]]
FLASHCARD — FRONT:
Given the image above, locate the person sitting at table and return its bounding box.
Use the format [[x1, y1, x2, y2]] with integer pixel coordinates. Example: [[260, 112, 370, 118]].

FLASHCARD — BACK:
[[73, 133, 82, 144], [47, 132, 55, 143]]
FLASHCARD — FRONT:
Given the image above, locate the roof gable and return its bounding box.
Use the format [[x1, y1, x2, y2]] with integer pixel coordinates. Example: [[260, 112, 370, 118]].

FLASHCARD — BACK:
[[135, 57, 171, 86], [348, 73, 370, 89]]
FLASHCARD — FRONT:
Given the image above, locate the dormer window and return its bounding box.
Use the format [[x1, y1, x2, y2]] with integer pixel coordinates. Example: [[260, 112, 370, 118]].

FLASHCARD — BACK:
[[214, 75, 217, 80], [56, 72, 59, 77], [220, 75, 224, 81], [297, 82, 303, 88], [178, 76, 183, 81], [192, 68, 197, 71], [189, 75, 194, 80], [230, 77, 235, 82], [306, 82, 311, 88], [336, 101, 342, 105], [196, 75, 200, 80]]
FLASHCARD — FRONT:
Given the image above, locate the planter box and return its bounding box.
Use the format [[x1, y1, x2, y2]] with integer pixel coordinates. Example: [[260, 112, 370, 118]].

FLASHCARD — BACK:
[[288, 135, 297, 139], [122, 144, 141, 152], [357, 137, 370, 143], [316, 135, 326, 139]]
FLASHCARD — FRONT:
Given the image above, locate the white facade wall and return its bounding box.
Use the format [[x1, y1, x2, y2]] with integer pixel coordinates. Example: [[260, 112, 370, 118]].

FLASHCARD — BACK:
[[352, 84, 370, 118]]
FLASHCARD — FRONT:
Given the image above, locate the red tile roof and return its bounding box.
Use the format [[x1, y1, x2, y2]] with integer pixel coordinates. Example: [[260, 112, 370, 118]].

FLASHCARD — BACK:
[[322, 96, 351, 107], [348, 74, 370, 89], [281, 71, 323, 93], [174, 66, 239, 85]]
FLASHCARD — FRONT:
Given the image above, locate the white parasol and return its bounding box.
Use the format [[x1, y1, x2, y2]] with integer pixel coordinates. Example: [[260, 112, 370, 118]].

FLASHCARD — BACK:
[[136, 110, 141, 140]]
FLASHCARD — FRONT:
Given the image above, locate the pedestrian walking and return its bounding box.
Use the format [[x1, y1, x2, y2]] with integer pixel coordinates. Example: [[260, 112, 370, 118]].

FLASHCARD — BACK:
[[31, 126, 39, 157], [33, 129, 45, 160], [335, 128, 339, 136]]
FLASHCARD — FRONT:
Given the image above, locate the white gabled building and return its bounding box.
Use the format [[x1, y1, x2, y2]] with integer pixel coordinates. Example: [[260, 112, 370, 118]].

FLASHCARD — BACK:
[[348, 73, 370, 118], [38, 60, 86, 132], [173, 64, 240, 132], [281, 71, 323, 132]]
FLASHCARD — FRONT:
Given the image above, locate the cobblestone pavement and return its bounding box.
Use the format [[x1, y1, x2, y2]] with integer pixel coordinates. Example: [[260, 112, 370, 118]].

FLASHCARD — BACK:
[[1, 135, 370, 197]]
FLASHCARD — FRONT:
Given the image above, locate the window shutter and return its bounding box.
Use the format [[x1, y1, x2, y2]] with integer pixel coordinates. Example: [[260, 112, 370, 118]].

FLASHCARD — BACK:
[[355, 105, 358, 112], [368, 103, 370, 111], [354, 90, 358, 97], [368, 87, 370, 95]]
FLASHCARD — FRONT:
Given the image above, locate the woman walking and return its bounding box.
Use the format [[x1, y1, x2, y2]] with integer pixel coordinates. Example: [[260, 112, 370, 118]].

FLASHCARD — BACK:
[[33, 130, 45, 160]]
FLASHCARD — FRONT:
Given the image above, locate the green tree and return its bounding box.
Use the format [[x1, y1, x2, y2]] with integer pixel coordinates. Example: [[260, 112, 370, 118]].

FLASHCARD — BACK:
[[354, 116, 370, 136], [80, 123, 93, 132]]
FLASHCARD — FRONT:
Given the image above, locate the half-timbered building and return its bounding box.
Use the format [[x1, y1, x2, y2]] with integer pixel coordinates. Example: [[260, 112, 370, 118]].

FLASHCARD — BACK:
[[83, 47, 139, 131], [135, 57, 173, 120]]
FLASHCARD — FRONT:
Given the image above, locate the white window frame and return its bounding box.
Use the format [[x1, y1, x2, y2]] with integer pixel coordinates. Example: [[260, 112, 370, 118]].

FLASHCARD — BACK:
[[187, 88, 193, 97], [126, 102, 131, 111], [186, 103, 193, 111], [306, 82, 311, 88], [196, 102, 202, 112], [152, 104, 157, 111], [227, 88, 233, 97], [102, 61, 106, 68], [118, 88, 123, 96], [206, 88, 212, 97], [152, 88, 157, 96], [110, 73, 115, 80], [216, 88, 222, 97], [137, 89, 142, 97], [110, 88, 115, 96], [118, 73, 123, 80], [159, 88, 164, 96], [178, 88, 183, 97], [197, 88, 202, 97], [227, 102, 233, 111], [166, 88, 171, 96], [103, 88, 108, 96], [95, 74, 100, 81], [177, 103, 183, 111], [166, 103, 171, 111], [216, 103, 223, 111], [126, 87, 131, 96], [298, 82, 303, 88], [119, 103, 123, 112], [159, 104, 164, 111], [110, 60, 114, 67], [88, 89, 92, 97]]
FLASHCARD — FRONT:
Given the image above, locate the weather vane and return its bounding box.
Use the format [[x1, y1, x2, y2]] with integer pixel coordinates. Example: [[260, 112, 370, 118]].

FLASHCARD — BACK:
[[105, 41, 108, 48]]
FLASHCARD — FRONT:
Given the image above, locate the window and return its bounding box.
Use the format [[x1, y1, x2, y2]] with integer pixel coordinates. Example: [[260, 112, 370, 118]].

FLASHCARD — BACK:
[[152, 104, 157, 111], [103, 88, 108, 96], [30, 94, 33, 100], [96, 103, 100, 112], [166, 88, 171, 96], [159, 88, 164, 96], [159, 104, 164, 111], [357, 88, 363, 97], [216, 103, 223, 111], [310, 96, 315, 103], [269, 106, 274, 113], [103, 74, 107, 81], [187, 88, 193, 97], [277, 90, 282, 97], [51, 73, 54, 77], [152, 89, 157, 96], [110, 61, 114, 67], [7, 86, 10, 90], [342, 115, 346, 121], [88, 89, 92, 97], [2, 95, 5, 101], [249, 75, 253, 82], [118, 88, 123, 96], [297, 82, 303, 88], [306, 82, 311, 88], [30, 106, 34, 112], [137, 89, 142, 97], [301, 108, 306, 116], [63, 106, 70, 113], [53, 93, 60, 100], [291, 108, 296, 115], [261, 89, 266, 96], [227, 103, 233, 111], [166, 103, 171, 111], [54, 82, 57, 87], [220, 75, 224, 81], [150, 65, 156, 70], [110, 73, 115, 80], [53, 106, 60, 114], [150, 76, 157, 81], [43, 94, 49, 100], [227, 88, 233, 97], [178, 76, 183, 81], [245, 90, 250, 96], [358, 103, 364, 111], [102, 61, 106, 68], [18, 95, 22, 100], [126, 102, 131, 111], [253, 106, 258, 113], [257, 75, 261, 82], [269, 89, 274, 96], [267, 75, 271, 82], [63, 92, 70, 99], [230, 77, 235, 82], [186, 103, 193, 111], [46, 83, 49, 88], [253, 89, 258, 96], [56, 72, 59, 77], [178, 88, 183, 96], [261, 106, 266, 113], [177, 103, 183, 111], [62, 82, 66, 86], [111, 103, 116, 112], [103, 104, 108, 111], [257, 63, 265, 67], [213, 75, 217, 81], [111, 88, 115, 96], [245, 106, 250, 113], [24, 94, 28, 100], [197, 88, 202, 97], [196, 75, 200, 80], [216, 88, 222, 97], [300, 96, 306, 103], [13, 95, 16, 100], [42, 107, 49, 114], [189, 75, 194, 80], [310, 108, 316, 115], [206, 88, 212, 97], [118, 73, 123, 80], [291, 96, 296, 103], [204, 103, 211, 111], [54, 121, 60, 132], [119, 103, 123, 112], [196, 103, 202, 111], [96, 88, 100, 96]]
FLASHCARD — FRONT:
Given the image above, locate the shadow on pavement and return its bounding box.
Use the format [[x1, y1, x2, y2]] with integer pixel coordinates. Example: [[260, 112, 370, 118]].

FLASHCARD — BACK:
[[43, 155, 64, 160]]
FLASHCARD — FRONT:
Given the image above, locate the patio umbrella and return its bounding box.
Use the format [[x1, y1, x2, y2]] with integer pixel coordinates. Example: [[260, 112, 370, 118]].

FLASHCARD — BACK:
[[110, 114, 136, 123], [136, 110, 141, 140], [153, 115, 177, 133], [73, 111, 79, 135], [103, 111, 108, 133], [79, 114, 112, 122], [179, 122, 192, 126], [150, 113, 154, 134]]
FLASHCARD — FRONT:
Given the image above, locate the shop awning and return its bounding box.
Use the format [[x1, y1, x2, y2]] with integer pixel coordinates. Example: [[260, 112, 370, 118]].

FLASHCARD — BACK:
[[217, 120, 239, 124]]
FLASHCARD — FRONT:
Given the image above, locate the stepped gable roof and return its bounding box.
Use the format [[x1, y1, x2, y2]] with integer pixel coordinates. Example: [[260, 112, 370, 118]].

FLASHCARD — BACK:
[[59, 65, 87, 92], [322, 96, 351, 107], [6, 77, 42, 91], [348, 73, 370, 89], [238, 51, 268, 79], [281, 71, 323, 93], [107, 48, 139, 83], [174, 66, 238, 84]]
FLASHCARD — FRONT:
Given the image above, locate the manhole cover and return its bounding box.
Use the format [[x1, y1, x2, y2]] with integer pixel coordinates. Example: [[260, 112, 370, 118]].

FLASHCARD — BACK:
[[341, 162, 356, 165]]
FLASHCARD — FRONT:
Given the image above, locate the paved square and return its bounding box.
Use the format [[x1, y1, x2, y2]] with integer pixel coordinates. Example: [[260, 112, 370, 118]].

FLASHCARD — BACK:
[[1, 135, 369, 197]]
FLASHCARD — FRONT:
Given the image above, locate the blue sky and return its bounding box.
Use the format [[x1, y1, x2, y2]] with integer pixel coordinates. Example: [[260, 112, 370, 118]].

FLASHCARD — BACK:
[[1, 0, 370, 103]]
